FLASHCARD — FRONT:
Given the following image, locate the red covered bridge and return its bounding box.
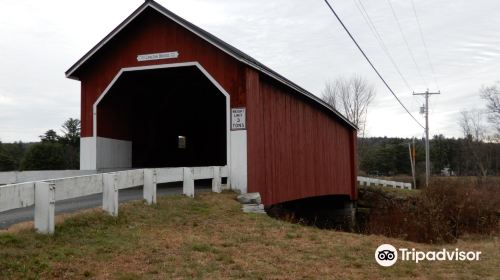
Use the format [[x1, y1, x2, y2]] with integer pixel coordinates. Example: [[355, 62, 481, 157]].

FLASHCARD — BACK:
[[66, 0, 357, 206]]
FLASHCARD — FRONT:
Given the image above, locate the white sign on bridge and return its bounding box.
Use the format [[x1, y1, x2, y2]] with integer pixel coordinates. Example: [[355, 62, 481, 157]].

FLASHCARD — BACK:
[[231, 108, 246, 130], [137, 51, 179, 62]]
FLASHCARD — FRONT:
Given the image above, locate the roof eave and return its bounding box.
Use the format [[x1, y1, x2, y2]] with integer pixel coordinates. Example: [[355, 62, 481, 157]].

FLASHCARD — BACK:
[[64, 0, 358, 130], [65, 1, 152, 79]]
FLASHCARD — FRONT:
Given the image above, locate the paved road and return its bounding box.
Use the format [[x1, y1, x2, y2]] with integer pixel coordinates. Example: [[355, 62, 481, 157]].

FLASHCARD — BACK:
[[0, 183, 211, 229]]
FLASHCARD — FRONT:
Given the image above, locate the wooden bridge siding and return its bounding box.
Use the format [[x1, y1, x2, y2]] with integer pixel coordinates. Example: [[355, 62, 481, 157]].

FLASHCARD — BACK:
[[246, 71, 356, 206]]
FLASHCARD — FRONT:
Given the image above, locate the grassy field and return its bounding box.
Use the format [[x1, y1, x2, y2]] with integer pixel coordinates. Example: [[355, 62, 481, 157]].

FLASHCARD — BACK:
[[0, 192, 498, 279]]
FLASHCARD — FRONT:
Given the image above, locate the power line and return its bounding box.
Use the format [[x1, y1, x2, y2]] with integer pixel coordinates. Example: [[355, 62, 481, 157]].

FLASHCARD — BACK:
[[410, 0, 440, 90], [386, 0, 428, 88], [352, 0, 413, 93], [354, 0, 423, 114], [323, 0, 425, 129]]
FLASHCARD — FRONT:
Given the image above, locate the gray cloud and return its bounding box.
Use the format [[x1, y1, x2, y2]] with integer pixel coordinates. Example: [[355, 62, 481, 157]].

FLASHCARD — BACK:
[[0, 0, 498, 141]]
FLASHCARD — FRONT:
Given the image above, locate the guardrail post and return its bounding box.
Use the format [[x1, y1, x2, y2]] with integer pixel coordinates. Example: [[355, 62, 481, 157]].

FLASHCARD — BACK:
[[103, 173, 118, 216], [144, 169, 157, 204], [367, 178, 373, 186], [212, 166, 222, 193], [183, 167, 194, 198], [34, 182, 55, 234]]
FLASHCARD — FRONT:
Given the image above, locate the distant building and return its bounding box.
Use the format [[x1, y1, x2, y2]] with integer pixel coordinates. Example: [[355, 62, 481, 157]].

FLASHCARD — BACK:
[[441, 167, 454, 176]]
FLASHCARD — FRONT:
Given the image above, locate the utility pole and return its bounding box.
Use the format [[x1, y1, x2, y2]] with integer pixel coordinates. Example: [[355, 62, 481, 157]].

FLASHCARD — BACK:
[[413, 89, 440, 187]]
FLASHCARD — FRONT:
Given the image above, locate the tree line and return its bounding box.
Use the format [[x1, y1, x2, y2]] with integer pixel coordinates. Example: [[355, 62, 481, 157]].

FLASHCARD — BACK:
[[0, 118, 80, 171], [359, 135, 500, 177]]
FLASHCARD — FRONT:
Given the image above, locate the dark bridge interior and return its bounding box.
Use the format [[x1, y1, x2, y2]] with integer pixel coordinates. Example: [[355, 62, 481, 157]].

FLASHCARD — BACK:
[[97, 66, 227, 168]]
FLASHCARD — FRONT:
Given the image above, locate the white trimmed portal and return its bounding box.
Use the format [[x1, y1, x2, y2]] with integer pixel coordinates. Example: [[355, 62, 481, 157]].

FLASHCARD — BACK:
[[80, 62, 247, 193]]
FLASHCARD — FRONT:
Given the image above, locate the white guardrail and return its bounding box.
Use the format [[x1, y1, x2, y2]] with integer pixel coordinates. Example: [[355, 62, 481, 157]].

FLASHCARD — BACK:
[[0, 166, 228, 234], [357, 176, 412, 190], [0, 170, 98, 185]]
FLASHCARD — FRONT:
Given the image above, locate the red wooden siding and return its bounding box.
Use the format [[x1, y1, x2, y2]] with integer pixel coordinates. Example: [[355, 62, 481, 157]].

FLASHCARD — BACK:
[[77, 7, 246, 137], [246, 69, 356, 205], [350, 129, 358, 200]]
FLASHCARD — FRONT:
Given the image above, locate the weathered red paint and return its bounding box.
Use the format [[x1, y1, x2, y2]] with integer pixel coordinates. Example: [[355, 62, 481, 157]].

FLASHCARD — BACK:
[[70, 4, 357, 205], [246, 70, 356, 205]]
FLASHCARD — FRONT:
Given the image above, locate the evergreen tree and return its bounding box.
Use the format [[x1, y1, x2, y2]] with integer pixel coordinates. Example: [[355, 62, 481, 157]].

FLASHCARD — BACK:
[[21, 143, 66, 170]]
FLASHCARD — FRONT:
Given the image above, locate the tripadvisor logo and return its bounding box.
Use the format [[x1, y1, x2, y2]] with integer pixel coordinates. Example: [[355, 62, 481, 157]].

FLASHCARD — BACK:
[[375, 244, 398, 267], [375, 244, 482, 267]]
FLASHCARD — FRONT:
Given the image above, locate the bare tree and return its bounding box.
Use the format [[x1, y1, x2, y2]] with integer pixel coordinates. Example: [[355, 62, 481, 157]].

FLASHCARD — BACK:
[[322, 75, 376, 135], [459, 110, 486, 142], [480, 82, 500, 139], [458, 110, 490, 176]]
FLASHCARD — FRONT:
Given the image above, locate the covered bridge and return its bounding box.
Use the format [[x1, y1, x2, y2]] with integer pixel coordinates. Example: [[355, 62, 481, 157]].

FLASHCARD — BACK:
[[66, 0, 358, 206]]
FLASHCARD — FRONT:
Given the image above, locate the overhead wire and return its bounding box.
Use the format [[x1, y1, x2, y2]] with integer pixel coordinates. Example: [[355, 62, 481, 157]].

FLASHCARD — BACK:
[[352, 0, 413, 94], [410, 0, 440, 90], [354, 0, 422, 114], [323, 0, 425, 129], [386, 0, 428, 89]]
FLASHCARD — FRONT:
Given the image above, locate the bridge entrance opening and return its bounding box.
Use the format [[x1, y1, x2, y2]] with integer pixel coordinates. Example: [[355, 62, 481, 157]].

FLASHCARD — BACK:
[[95, 65, 227, 168]]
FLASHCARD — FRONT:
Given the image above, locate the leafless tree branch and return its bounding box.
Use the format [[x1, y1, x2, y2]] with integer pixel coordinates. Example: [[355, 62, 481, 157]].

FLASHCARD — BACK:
[[458, 109, 489, 176], [322, 75, 376, 135], [480, 82, 500, 139]]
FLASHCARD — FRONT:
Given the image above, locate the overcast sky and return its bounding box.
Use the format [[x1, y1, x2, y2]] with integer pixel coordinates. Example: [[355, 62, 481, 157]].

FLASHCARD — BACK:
[[1, 0, 499, 142]]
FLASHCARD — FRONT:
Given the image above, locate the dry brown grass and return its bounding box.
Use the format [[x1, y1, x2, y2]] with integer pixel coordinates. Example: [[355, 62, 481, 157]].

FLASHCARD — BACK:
[[0, 192, 498, 279], [0, 208, 104, 234]]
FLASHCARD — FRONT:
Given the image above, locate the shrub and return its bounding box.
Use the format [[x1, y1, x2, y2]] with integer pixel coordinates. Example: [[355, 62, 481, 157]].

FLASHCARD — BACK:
[[361, 180, 499, 243], [419, 182, 499, 240]]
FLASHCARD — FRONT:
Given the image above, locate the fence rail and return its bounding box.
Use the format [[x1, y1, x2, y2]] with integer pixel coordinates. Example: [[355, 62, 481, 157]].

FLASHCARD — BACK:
[[357, 176, 412, 190], [0, 166, 228, 234], [0, 170, 98, 185]]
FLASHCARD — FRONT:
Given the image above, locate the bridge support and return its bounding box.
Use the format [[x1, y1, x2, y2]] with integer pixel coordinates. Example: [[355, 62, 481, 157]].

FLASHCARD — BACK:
[[337, 201, 356, 231]]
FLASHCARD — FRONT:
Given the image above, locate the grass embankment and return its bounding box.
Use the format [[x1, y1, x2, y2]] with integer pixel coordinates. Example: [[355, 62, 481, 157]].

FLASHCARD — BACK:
[[1, 192, 498, 279]]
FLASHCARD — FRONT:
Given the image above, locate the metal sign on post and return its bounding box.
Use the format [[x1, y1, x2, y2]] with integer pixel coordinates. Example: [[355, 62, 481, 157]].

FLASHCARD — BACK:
[[231, 108, 246, 130], [137, 51, 179, 62]]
